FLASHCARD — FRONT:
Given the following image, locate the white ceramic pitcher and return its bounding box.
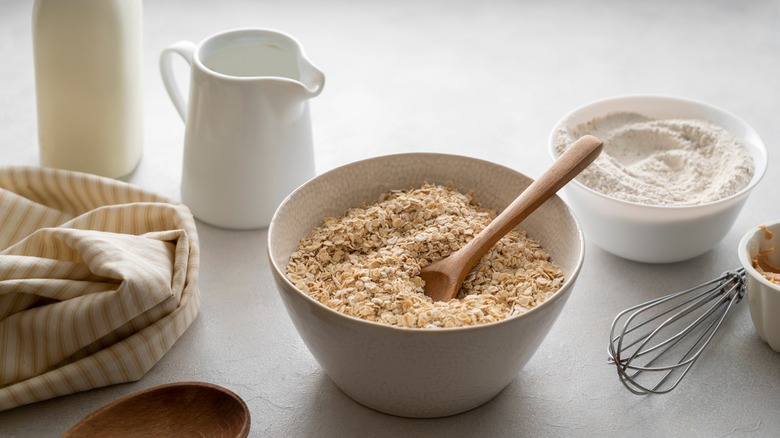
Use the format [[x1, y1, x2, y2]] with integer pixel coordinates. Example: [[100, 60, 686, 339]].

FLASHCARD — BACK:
[[160, 28, 324, 229]]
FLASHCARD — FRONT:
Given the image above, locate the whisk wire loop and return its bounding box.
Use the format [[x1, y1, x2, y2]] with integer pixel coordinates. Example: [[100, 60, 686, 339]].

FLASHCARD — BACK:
[[607, 268, 745, 394], [614, 280, 724, 360]]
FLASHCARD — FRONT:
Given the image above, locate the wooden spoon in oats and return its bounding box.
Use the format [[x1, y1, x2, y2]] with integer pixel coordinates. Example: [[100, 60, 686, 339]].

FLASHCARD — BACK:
[[421, 135, 603, 302]]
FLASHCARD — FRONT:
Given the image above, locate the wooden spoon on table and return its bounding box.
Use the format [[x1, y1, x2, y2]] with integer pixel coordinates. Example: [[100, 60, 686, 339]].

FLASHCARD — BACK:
[[421, 135, 603, 302], [63, 382, 250, 438]]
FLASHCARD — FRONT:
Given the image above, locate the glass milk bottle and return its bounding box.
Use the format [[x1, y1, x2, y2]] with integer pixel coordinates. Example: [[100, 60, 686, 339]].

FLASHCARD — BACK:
[[32, 0, 143, 179]]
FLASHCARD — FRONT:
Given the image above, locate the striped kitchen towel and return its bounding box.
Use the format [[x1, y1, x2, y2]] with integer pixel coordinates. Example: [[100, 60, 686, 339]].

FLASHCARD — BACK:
[[0, 166, 200, 411]]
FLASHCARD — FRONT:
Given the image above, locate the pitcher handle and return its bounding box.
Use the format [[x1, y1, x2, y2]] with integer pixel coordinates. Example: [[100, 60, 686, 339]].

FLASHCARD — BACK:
[[159, 41, 196, 121]]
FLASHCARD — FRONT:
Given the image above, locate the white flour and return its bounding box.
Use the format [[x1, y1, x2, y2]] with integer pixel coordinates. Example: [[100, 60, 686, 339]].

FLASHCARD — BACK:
[[555, 112, 755, 206]]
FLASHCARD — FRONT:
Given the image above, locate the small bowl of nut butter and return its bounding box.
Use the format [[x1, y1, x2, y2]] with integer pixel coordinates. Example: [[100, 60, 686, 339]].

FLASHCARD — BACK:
[[739, 220, 780, 352]]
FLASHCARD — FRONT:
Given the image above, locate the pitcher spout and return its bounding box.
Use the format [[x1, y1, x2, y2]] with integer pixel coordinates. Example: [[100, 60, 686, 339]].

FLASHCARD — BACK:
[[192, 28, 324, 101], [297, 58, 325, 98]]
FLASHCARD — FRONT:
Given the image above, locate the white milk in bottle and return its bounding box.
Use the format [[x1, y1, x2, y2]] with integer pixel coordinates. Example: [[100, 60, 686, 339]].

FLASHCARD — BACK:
[[32, 0, 143, 179]]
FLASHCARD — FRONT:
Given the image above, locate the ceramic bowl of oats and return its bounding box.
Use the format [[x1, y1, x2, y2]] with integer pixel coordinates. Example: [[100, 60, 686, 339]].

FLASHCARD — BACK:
[[550, 94, 767, 263], [268, 153, 585, 418]]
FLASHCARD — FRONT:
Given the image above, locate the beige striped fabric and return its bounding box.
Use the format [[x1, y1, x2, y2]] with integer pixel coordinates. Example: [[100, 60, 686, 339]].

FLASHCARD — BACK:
[[0, 166, 200, 411]]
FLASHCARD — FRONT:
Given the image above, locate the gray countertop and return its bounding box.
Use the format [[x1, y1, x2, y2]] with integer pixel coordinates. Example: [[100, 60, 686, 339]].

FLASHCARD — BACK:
[[2, 0, 780, 436]]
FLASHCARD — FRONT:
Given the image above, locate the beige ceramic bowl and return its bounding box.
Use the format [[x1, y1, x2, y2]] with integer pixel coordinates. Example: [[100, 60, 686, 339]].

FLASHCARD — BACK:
[[268, 153, 585, 418], [549, 95, 767, 263], [739, 220, 780, 352]]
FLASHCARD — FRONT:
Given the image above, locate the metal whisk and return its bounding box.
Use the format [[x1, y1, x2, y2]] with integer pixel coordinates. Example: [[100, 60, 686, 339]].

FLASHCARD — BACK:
[[607, 268, 745, 394]]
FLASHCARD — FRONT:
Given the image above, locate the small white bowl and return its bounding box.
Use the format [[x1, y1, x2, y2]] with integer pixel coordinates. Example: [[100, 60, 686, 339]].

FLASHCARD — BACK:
[[549, 94, 767, 263], [268, 153, 584, 418], [739, 221, 780, 352]]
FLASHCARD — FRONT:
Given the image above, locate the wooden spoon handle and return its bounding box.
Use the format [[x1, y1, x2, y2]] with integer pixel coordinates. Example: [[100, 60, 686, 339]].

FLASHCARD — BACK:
[[451, 135, 603, 272]]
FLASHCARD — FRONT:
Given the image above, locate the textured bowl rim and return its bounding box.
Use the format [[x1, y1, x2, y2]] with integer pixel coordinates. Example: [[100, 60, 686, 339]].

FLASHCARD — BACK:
[[738, 220, 780, 293], [548, 93, 768, 211], [268, 152, 586, 334]]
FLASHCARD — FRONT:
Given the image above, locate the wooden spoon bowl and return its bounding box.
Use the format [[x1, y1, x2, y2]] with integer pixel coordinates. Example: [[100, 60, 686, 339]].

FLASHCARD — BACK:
[[63, 382, 250, 438]]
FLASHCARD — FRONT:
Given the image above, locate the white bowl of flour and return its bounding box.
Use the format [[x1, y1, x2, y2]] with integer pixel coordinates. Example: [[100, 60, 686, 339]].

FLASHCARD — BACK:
[[550, 94, 767, 263]]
